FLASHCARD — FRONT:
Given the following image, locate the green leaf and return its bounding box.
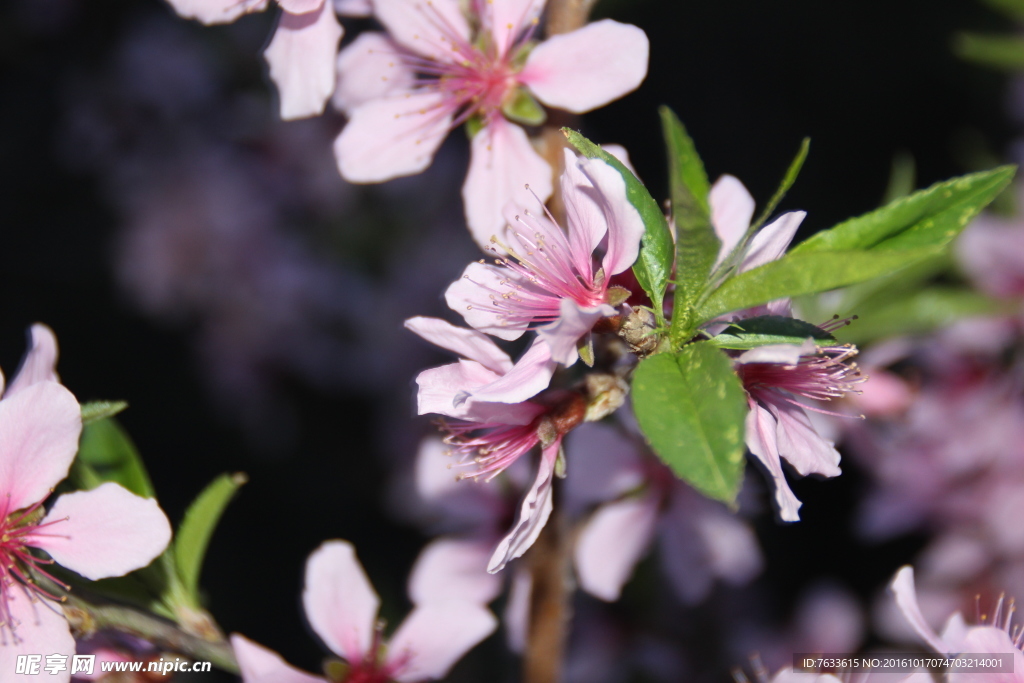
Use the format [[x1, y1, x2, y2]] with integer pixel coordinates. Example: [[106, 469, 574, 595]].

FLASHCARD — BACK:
[[75, 418, 156, 498], [81, 400, 128, 425], [563, 128, 673, 321], [791, 166, 1015, 254], [632, 343, 747, 503], [698, 247, 940, 323], [978, 0, 1024, 19], [502, 88, 546, 126], [659, 107, 718, 343], [834, 287, 1004, 345], [709, 315, 836, 351], [955, 33, 1024, 70], [174, 472, 247, 598], [750, 137, 810, 232]]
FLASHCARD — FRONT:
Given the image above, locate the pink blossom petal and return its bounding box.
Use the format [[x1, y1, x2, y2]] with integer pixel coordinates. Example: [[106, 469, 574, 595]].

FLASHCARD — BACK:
[[940, 613, 969, 652], [163, 0, 266, 24], [6, 324, 59, 397], [333, 32, 414, 115], [333, 0, 371, 15], [537, 298, 616, 366], [278, 0, 324, 12], [600, 144, 636, 175], [741, 210, 804, 272], [0, 592, 74, 683], [852, 369, 913, 416], [564, 422, 644, 511], [736, 340, 817, 366], [745, 401, 802, 522], [692, 508, 763, 584], [463, 118, 552, 249], [769, 400, 841, 478], [264, 4, 343, 120], [488, 440, 559, 572], [580, 156, 645, 276], [445, 262, 530, 341], [503, 567, 531, 653], [388, 602, 497, 682], [889, 566, 950, 654], [520, 20, 648, 113], [710, 175, 755, 265], [373, 0, 471, 61], [0, 381, 81, 514], [302, 540, 380, 663], [655, 493, 713, 604], [335, 92, 451, 182], [485, 0, 544, 58], [405, 317, 512, 373], [408, 537, 502, 605], [459, 337, 555, 406], [575, 494, 659, 601], [34, 483, 171, 580], [231, 634, 325, 683], [558, 149, 604, 274], [416, 362, 543, 424]]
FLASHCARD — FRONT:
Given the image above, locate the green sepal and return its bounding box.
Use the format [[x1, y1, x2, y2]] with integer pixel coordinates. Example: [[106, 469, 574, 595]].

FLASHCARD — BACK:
[[659, 107, 718, 345], [564, 128, 673, 325], [632, 343, 747, 504], [81, 400, 128, 425], [72, 418, 156, 498], [502, 88, 546, 126], [173, 472, 248, 600], [709, 315, 836, 351], [790, 166, 1015, 254], [698, 247, 941, 324], [465, 115, 485, 139]]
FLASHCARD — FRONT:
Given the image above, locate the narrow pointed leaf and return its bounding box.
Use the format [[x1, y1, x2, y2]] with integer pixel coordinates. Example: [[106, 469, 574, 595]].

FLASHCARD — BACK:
[[174, 472, 247, 598], [564, 128, 673, 318], [750, 137, 810, 232], [632, 343, 747, 503], [791, 166, 1015, 254], [81, 400, 128, 425], [74, 418, 156, 498], [709, 315, 836, 350], [955, 33, 1024, 70], [698, 247, 940, 323], [660, 107, 718, 343]]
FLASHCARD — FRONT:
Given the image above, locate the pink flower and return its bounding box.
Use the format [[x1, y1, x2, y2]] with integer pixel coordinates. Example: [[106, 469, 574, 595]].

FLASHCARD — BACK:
[[568, 422, 762, 603], [710, 174, 807, 317], [164, 0, 344, 120], [333, 0, 649, 242], [231, 540, 497, 683], [445, 149, 645, 364], [891, 566, 1024, 683], [0, 327, 172, 682], [737, 340, 864, 522], [405, 318, 584, 572]]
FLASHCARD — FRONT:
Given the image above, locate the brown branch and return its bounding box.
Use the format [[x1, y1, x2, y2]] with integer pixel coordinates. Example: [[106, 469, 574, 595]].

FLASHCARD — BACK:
[[523, 485, 571, 683], [545, 0, 600, 35]]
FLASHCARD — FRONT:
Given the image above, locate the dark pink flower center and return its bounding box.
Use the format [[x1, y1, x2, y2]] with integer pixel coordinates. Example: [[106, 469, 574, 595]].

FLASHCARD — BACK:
[[738, 345, 865, 411], [439, 416, 541, 481], [0, 498, 69, 640]]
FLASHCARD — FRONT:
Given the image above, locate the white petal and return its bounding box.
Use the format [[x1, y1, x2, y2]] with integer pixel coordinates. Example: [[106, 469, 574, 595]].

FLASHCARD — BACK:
[[710, 175, 755, 265], [741, 211, 805, 272], [408, 537, 502, 605], [735, 339, 817, 366], [264, 5, 343, 120], [164, 0, 267, 24], [389, 602, 497, 682], [373, 0, 470, 60], [461, 337, 555, 405], [333, 32, 414, 115], [770, 400, 841, 478]]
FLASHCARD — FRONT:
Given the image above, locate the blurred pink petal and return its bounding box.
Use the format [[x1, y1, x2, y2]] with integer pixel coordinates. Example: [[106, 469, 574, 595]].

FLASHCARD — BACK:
[[736, 340, 817, 366], [333, 32, 413, 114], [264, 4, 343, 120], [537, 298, 615, 365], [463, 118, 552, 248], [745, 401, 802, 521], [710, 175, 755, 264], [163, 0, 266, 24], [335, 93, 451, 182], [0, 592, 74, 683], [388, 602, 497, 682], [405, 316, 512, 374], [408, 537, 502, 605], [521, 20, 648, 113], [232, 634, 326, 683], [485, 0, 545, 57], [333, 0, 370, 15], [461, 337, 555, 406], [6, 324, 59, 397], [277, 0, 322, 13], [890, 566, 949, 654], [769, 400, 841, 477], [741, 211, 805, 271], [302, 540, 380, 663], [575, 494, 659, 601], [34, 483, 171, 581], [504, 568, 532, 653], [372, 0, 470, 60], [445, 261, 532, 341]]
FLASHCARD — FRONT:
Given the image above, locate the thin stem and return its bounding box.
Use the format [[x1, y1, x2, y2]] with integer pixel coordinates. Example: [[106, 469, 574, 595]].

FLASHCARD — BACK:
[[523, 485, 571, 683], [62, 594, 240, 675], [545, 0, 599, 35]]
